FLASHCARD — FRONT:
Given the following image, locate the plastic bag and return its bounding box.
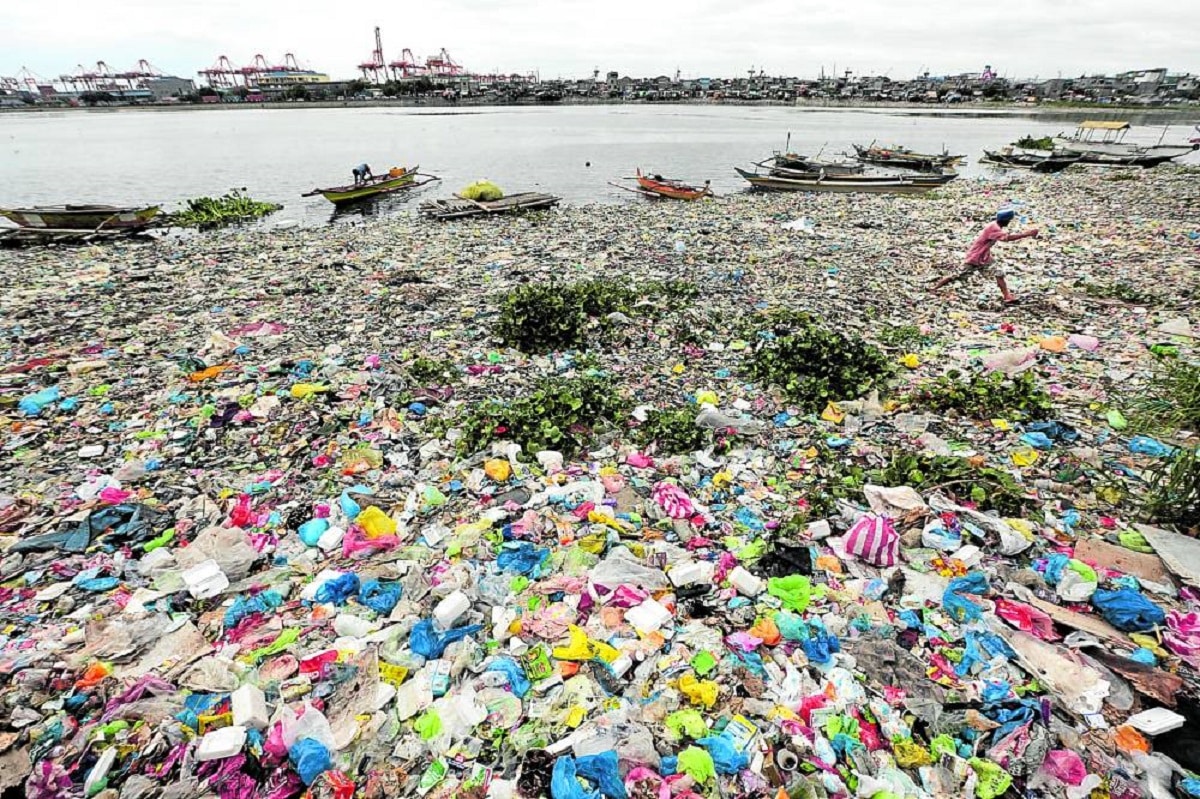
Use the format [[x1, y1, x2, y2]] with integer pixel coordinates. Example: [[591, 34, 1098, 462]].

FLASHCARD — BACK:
[[943, 572, 989, 623], [843, 513, 900, 566], [497, 542, 549, 576], [356, 506, 396, 539], [665, 709, 708, 740], [1091, 589, 1165, 632], [315, 573, 360, 606], [358, 580, 401, 615], [696, 735, 749, 774], [225, 591, 283, 628], [675, 746, 715, 784], [1039, 749, 1086, 786], [485, 657, 531, 697], [678, 674, 719, 708], [767, 575, 812, 612], [575, 751, 627, 799], [409, 619, 482, 659], [281, 704, 335, 750], [551, 755, 599, 799], [289, 738, 331, 785]]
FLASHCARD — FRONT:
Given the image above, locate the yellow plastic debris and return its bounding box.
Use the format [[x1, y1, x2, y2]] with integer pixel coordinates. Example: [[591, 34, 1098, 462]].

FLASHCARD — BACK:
[[678, 673, 720, 708], [356, 506, 397, 539], [1011, 448, 1039, 467], [484, 459, 512, 482], [821, 402, 845, 424], [900, 353, 920, 369], [290, 383, 328, 399]]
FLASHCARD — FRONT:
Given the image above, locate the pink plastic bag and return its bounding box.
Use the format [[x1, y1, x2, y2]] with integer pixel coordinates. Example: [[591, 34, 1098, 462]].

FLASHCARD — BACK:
[[1040, 749, 1087, 786], [843, 514, 899, 566], [1165, 610, 1200, 667], [653, 482, 694, 520]]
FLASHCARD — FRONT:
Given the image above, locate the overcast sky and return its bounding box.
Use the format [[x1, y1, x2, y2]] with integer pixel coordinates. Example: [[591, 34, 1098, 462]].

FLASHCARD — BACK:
[[4, 0, 1198, 83]]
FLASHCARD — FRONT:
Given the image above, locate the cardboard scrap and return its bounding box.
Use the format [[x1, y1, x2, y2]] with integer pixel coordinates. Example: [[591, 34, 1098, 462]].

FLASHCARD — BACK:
[[1073, 537, 1172, 585], [1028, 596, 1134, 647], [1136, 524, 1200, 589]]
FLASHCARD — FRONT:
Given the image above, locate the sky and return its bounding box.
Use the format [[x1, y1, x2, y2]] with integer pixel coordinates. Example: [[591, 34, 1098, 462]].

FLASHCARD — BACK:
[[4, 0, 1198, 83]]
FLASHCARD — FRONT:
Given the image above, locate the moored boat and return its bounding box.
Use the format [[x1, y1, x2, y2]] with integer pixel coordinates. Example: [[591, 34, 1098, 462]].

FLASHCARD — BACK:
[[1053, 121, 1198, 167], [761, 162, 956, 185], [852, 143, 964, 172], [303, 166, 436, 205], [980, 148, 1082, 173], [632, 169, 712, 200], [0, 204, 160, 230], [735, 167, 941, 195], [760, 156, 864, 176]]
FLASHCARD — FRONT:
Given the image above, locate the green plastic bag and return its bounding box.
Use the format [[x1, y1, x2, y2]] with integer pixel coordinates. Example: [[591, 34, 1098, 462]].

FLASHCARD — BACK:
[[677, 746, 716, 784], [665, 709, 708, 740], [767, 575, 812, 612], [460, 181, 504, 201], [969, 757, 1012, 799], [415, 709, 443, 739]]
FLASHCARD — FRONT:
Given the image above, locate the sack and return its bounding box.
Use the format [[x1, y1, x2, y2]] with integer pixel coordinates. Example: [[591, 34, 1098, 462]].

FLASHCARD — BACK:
[[844, 514, 899, 566]]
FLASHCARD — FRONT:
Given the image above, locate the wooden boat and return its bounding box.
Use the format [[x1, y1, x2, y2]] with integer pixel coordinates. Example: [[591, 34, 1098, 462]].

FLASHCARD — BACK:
[[420, 192, 561, 220], [0, 204, 159, 230], [761, 162, 957, 185], [1053, 121, 1198, 167], [631, 169, 712, 200], [303, 166, 436, 205], [735, 167, 940, 195], [852, 143, 964, 172], [980, 148, 1082, 173], [760, 156, 864, 176]]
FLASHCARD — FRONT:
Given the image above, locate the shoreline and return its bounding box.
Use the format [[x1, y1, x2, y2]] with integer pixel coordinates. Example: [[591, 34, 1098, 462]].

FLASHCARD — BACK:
[[4, 97, 1199, 118]]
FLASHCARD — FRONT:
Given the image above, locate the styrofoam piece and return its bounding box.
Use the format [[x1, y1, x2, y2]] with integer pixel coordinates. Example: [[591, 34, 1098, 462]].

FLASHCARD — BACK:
[[1126, 707, 1186, 735], [669, 560, 715, 587], [728, 566, 765, 597], [950, 544, 983, 568], [181, 559, 229, 599], [433, 590, 471, 629], [195, 725, 247, 761], [84, 747, 117, 794], [231, 684, 269, 730], [807, 520, 833, 539], [316, 525, 345, 552], [624, 598, 673, 633]]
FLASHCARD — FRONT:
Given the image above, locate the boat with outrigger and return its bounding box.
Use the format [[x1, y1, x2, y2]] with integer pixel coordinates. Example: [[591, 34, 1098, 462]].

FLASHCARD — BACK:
[[1051, 121, 1199, 167], [610, 169, 713, 200], [302, 166, 440, 206], [735, 166, 954, 194], [852, 142, 965, 172], [980, 147, 1082, 173]]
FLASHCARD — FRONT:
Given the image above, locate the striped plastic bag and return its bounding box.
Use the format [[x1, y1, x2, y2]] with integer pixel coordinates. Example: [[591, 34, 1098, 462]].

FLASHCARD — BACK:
[[844, 513, 899, 567]]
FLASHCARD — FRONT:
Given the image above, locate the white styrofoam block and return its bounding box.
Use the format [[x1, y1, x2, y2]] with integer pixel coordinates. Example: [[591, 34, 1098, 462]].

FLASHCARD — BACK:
[[624, 598, 673, 633], [728, 566, 765, 597], [1126, 707, 1186, 735], [433, 590, 471, 629], [182, 559, 229, 599], [231, 684, 269, 730], [84, 747, 117, 794], [669, 560, 715, 587], [806, 520, 832, 539], [195, 725, 247, 761]]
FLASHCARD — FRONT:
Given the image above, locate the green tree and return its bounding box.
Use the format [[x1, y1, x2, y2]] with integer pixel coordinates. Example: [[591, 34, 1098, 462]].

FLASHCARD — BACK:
[[347, 79, 369, 96], [285, 84, 310, 101]]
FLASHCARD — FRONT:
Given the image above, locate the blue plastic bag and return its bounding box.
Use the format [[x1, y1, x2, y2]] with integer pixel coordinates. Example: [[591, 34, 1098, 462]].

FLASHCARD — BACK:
[[485, 657, 531, 698], [339, 485, 370, 520], [1025, 420, 1079, 443], [1041, 552, 1069, 585], [298, 518, 330, 547], [315, 573, 360, 605], [1092, 588, 1165, 632], [574, 751, 627, 799], [1128, 435, 1174, 457], [496, 542, 549, 576], [410, 619, 483, 659], [801, 624, 840, 665], [358, 580, 401, 615], [19, 386, 60, 416], [696, 735, 749, 775], [225, 590, 283, 628], [943, 572, 989, 623], [1019, 432, 1054, 450], [289, 737, 331, 785], [551, 755, 600, 799]]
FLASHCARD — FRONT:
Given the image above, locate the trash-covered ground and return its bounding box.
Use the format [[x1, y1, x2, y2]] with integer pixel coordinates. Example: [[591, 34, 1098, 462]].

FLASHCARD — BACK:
[[2, 166, 1200, 799]]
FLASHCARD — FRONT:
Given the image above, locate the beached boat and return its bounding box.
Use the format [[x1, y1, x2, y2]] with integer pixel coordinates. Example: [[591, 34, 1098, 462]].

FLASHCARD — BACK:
[[631, 169, 712, 200], [760, 156, 864, 176], [735, 167, 940, 195], [980, 148, 1082, 173], [0, 204, 160, 230], [420, 192, 561, 220], [761, 163, 957, 185], [1053, 121, 1198, 167], [303, 166, 436, 205], [852, 144, 964, 172]]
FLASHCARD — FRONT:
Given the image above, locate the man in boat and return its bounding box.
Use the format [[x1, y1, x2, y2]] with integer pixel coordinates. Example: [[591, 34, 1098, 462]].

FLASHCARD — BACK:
[[933, 208, 1038, 304], [352, 164, 373, 186]]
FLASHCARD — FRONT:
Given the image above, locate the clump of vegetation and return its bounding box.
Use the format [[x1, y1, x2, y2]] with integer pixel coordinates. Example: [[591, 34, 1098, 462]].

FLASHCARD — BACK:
[[1130, 359, 1200, 434], [455, 376, 627, 456], [634, 406, 713, 454], [910, 369, 1052, 420], [496, 279, 697, 353], [1073, 279, 1158, 305], [1103, 171, 1140, 182], [743, 310, 892, 412], [876, 323, 928, 351], [1015, 135, 1054, 150], [1141, 446, 1200, 533], [871, 452, 1031, 516], [168, 190, 282, 228], [406, 357, 458, 386]]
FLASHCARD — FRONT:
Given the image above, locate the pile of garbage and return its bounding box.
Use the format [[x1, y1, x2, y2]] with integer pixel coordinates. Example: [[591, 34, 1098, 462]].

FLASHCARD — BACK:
[[1, 165, 1199, 799]]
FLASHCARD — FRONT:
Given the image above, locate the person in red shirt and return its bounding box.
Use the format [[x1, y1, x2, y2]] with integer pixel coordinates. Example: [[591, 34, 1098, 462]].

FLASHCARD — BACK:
[[934, 208, 1039, 303]]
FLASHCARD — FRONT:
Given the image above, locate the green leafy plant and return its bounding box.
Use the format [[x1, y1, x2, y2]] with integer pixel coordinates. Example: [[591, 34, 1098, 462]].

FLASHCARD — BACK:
[[1141, 445, 1200, 533], [496, 279, 696, 353], [456, 376, 627, 456], [634, 406, 712, 454], [1129, 359, 1200, 433], [1014, 135, 1054, 150], [911, 370, 1052, 420], [876, 324, 927, 351], [1073, 279, 1158, 305], [168, 190, 282, 228], [743, 310, 892, 412], [406, 357, 458, 386], [871, 452, 1031, 516]]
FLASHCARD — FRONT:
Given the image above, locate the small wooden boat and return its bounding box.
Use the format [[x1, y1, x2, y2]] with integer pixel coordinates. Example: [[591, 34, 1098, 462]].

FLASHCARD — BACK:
[[420, 192, 561, 220], [764, 155, 863, 175], [980, 148, 1082, 173], [1053, 121, 1198, 167], [852, 143, 964, 172], [735, 167, 940, 195], [633, 169, 712, 200], [303, 166, 437, 205], [761, 162, 957, 185], [0, 204, 159, 230]]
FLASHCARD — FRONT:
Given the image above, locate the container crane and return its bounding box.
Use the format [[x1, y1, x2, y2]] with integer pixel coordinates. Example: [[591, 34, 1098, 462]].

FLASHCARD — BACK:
[[388, 48, 426, 80], [358, 26, 387, 83]]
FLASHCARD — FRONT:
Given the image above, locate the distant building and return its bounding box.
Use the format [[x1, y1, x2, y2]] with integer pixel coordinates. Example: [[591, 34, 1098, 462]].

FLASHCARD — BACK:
[[145, 76, 195, 100], [255, 70, 330, 90]]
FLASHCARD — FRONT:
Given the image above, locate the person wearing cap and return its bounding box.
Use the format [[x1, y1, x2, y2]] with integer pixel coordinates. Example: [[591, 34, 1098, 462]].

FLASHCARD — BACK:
[[934, 208, 1039, 303]]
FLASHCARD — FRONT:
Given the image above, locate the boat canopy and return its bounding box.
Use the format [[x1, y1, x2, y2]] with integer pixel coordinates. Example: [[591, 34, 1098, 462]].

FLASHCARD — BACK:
[[1078, 121, 1130, 131]]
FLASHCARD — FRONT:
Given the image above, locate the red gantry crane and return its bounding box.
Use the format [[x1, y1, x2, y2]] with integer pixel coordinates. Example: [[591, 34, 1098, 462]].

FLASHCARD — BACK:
[[359, 26, 388, 84]]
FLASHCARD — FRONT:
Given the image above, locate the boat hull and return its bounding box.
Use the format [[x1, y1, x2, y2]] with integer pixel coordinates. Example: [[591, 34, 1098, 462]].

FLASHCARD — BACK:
[[735, 167, 936, 194], [0, 205, 159, 230], [981, 151, 1081, 173], [312, 168, 419, 205], [635, 170, 711, 200]]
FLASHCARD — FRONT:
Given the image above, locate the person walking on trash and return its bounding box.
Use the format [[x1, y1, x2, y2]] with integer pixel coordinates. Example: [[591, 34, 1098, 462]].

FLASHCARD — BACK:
[[934, 207, 1038, 304], [352, 163, 373, 186]]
